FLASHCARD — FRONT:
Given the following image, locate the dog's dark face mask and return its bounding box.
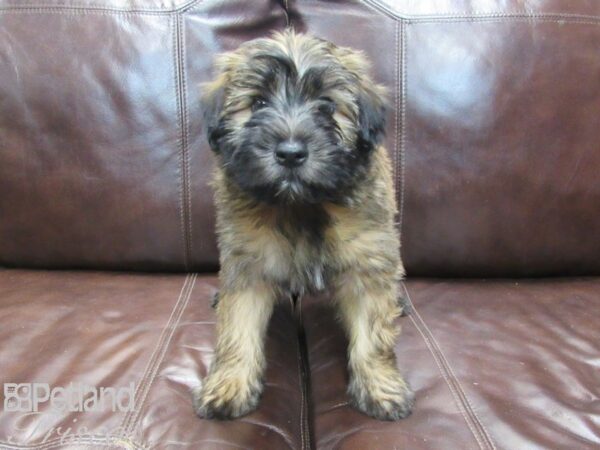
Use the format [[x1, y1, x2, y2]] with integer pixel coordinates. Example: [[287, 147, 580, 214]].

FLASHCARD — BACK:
[[202, 31, 387, 205]]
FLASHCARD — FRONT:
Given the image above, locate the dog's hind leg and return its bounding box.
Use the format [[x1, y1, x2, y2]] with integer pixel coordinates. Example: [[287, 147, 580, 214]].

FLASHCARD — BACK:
[[193, 280, 276, 419], [333, 269, 414, 421]]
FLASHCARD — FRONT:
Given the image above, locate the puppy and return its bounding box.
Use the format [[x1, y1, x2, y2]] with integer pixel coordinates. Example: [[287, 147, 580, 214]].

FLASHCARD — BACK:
[[193, 30, 413, 421]]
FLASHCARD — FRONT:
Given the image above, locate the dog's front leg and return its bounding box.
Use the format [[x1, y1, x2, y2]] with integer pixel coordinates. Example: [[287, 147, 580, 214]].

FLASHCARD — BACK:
[[193, 280, 276, 419], [334, 269, 414, 420]]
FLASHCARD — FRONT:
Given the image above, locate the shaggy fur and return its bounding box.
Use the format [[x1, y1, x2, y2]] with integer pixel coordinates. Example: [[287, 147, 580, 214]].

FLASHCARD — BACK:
[[192, 30, 413, 421]]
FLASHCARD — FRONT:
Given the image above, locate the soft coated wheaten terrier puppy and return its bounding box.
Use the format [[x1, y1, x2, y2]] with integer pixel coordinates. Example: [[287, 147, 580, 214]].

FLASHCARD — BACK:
[[193, 30, 413, 421]]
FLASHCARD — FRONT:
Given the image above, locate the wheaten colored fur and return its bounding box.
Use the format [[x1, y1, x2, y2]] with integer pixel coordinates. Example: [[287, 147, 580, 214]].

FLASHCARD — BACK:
[[193, 30, 413, 421]]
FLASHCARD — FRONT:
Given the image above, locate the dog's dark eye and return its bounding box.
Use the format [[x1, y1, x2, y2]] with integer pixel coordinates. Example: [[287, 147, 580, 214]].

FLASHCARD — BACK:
[[318, 97, 336, 116], [251, 98, 267, 112]]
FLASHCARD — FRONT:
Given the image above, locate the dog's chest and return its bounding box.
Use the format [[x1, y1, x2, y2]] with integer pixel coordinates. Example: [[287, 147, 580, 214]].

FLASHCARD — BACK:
[[278, 237, 327, 293], [239, 202, 371, 293], [258, 206, 333, 293]]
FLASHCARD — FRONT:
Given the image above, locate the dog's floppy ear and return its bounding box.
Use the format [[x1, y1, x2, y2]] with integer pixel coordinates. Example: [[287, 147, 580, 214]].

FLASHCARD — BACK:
[[356, 82, 387, 151], [331, 45, 388, 151], [202, 51, 249, 153], [201, 74, 227, 153]]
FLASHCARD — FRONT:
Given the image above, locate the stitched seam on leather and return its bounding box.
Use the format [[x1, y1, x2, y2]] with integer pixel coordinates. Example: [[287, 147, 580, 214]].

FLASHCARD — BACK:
[[177, 13, 193, 269], [172, 13, 191, 270], [0, 9, 174, 16], [356, 0, 600, 28], [402, 283, 496, 450], [3, 9, 600, 26], [282, 0, 290, 27], [183, 16, 194, 269], [118, 274, 193, 436], [437, 346, 498, 450], [124, 273, 197, 439], [116, 274, 193, 438], [172, 14, 187, 270], [403, 286, 484, 449], [414, 14, 600, 24], [411, 17, 600, 26], [0, 435, 148, 449], [398, 20, 407, 252], [297, 321, 306, 450], [392, 20, 399, 229], [0, 274, 192, 450], [358, 0, 600, 22], [0, 0, 202, 14], [294, 295, 311, 450]]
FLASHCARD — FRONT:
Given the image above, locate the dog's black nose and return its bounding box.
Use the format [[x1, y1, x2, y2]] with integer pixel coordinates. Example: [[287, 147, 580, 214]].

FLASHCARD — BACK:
[[275, 140, 308, 168]]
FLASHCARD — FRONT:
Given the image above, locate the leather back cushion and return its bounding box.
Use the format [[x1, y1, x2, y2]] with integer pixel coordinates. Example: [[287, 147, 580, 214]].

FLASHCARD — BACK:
[[1, 0, 599, 276]]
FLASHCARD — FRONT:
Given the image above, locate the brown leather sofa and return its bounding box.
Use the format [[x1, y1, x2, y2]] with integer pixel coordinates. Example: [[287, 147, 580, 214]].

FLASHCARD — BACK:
[[1, 1, 599, 449]]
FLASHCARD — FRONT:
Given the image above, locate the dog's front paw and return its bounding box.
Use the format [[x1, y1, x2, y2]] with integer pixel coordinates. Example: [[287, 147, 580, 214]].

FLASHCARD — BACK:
[[348, 370, 414, 421], [192, 371, 263, 420]]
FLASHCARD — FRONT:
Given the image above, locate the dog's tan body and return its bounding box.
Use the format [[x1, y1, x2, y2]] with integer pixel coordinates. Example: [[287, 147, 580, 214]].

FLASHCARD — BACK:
[[193, 31, 413, 421]]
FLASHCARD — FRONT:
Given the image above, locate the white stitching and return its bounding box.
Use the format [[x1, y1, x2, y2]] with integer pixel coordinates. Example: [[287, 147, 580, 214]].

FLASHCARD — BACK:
[[408, 288, 497, 450], [398, 20, 407, 251], [125, 274, 197, 438], [413, 310, 497, 450], [0, 435, 148, 450], [294, 296, 308, 450], [297, 329, 306, 450], [393, 20, 400, 218], [5, 274, 198, 450], [171, 14, 190, 270], [118, 275, 191, 435], [0, 0, 202, 14], [0, 8, 168, 15], [3, 7, 599, 28], [181, 15, 193, 270], [175, 13, 193, 269], [441, 346, 498, 450], [359, 0, 600, 22], [412, 17, 600, 26], [118, 274, 192, 437], [402, 283, 496, 450], [408, 319, 485, 447], [408, 320, 486, 446]]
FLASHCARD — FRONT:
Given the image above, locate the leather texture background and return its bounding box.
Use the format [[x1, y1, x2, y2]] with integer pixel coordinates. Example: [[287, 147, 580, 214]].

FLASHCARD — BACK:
[[0, 270, 307, 449], [303, 279, 600, 449], [0, 1, 599, 449], [0, 0, 287, 272], [1, 0, 599, 276]]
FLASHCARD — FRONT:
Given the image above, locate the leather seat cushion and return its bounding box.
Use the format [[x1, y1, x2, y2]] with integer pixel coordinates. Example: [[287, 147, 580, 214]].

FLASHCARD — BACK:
[[302, 278, 600, 449], [0, 269, 306, 449]]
